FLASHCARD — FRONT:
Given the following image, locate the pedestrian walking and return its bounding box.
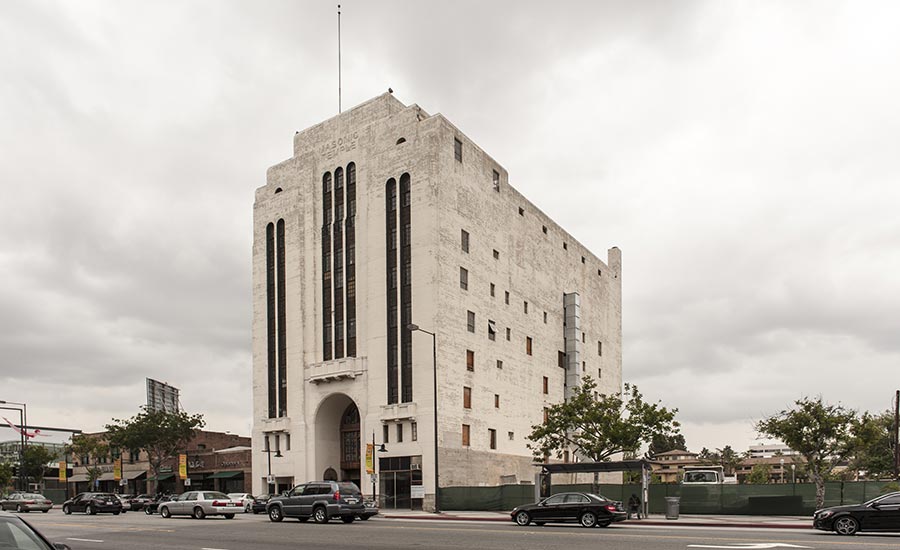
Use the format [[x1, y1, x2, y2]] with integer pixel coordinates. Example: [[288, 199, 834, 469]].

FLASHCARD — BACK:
[[628, 493, 642, 519]]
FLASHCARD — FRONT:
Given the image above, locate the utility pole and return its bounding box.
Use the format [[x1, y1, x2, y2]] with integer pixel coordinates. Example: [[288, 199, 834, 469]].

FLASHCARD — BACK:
[[894, 389, 899, 481]]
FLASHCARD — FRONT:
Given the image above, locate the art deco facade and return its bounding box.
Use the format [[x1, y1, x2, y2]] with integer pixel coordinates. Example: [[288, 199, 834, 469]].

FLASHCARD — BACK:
[[251, 93, 622, 510]]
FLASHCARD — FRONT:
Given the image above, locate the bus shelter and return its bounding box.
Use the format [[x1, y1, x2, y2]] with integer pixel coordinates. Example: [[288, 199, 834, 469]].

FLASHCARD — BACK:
[[536, 459, 651, 518]]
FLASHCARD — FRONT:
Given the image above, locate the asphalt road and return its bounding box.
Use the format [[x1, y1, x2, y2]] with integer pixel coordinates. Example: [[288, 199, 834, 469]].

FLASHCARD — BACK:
[[16, 510, 900, 550]]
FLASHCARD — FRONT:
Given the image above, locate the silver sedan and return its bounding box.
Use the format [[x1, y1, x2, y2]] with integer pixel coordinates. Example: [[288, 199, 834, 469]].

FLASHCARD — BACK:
[[0, 493, 53, 513], [158, 491, 243, 519]]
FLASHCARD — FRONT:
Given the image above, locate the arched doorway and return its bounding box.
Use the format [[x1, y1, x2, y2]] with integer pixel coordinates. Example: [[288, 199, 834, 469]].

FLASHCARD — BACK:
[[340, 404, 361, 488]]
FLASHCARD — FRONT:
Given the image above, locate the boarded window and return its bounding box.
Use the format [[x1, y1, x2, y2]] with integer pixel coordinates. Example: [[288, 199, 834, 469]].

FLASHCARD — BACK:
[[462, 424, 470, 446]]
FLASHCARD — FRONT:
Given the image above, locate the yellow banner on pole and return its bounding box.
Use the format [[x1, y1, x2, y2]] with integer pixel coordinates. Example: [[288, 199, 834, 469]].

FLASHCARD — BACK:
[[179, 454, 187, 479], [365, 443, 374, 474], [58, 461, 67, 482], [113, 458, 122, 481]]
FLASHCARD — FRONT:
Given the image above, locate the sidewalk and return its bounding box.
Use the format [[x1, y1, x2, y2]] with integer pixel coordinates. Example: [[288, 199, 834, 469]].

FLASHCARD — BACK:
[[380, 510, 811, 529]]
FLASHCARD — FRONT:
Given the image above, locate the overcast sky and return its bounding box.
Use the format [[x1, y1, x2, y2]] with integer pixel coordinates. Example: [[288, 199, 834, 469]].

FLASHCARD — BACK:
[[1, 0, 898, 453]]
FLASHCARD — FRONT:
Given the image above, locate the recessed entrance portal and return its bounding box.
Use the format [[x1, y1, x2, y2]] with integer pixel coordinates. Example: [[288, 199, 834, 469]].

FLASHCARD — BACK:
[[314, 393, 362, 491], [340, 404, 361, 488]]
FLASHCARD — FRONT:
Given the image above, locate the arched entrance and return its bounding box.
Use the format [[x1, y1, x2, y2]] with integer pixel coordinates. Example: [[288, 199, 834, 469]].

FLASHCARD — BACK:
[[313, 393, 362, 490]]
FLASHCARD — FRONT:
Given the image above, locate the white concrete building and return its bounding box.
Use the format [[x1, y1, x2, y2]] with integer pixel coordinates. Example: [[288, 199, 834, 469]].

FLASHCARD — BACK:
[[251, 93, 623, 511]]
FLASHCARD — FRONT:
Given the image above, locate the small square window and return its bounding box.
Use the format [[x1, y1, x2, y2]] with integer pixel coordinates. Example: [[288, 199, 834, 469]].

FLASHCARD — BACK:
[[454, 138, 463, 162], [496, 359, 503, 369], [490, 283, 495, 297], [504, 291, 510, 305], [508, 431, 515, 441], [460, 267, 468, 291], [492, 170, 500, 191], [493, 249, 499, 260], [518, 207, 524, 216], [467, 310, 475, 332], [467, 349, 475, 371], [461, 229, 469, 253]]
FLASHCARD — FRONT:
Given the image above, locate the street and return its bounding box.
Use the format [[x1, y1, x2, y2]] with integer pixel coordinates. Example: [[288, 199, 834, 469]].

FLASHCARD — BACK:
[[17, 511, 900, 550]]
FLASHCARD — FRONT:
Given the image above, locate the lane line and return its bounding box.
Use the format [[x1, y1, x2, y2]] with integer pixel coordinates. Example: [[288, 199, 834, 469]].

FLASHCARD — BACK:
[[67, 538, 105, 543]]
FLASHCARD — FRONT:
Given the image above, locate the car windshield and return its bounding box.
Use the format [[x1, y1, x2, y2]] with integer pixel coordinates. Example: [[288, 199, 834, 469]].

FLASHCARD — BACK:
[[204, 492, 229, 500], [864, 492, 900, 506], [0, 516, 52, 549]]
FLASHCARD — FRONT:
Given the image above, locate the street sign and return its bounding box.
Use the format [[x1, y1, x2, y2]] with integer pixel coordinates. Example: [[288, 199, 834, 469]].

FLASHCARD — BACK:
[[267, 474, 275, 484], [369, 473, 377, 484], [410, 484, 425, 499], [184, 478, 191, 486]]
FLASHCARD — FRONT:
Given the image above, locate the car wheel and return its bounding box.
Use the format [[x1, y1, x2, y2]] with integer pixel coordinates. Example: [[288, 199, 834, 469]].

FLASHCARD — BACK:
[[113, 511, 120, 515], [341, 516, 355, 523], [193, 507, 206, 520], [16, 504, 24, 513], [514, 511, 531, 526], [580, 512, 597, 528], [313, 506, 328, 524], [160, 506, 171, 518], [245, 503, 251, 513], [224, 513, 235, 519], [145, 507, 153, 515], [86, 504, 96, 515], [63, 505, 71, 515], [834, 516, 859, 536], [268, 506, 283, 522], [358, 516, 369, 521]]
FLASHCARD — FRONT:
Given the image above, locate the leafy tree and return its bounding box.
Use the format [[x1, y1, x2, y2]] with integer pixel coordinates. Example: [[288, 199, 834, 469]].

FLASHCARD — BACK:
[[716, 445, 743, 475], [756, 396, 856, 509], [105, 406, 204, 493], [66, 434, 109, 490], [747, 463, 772, 484], [648, 433, 687, 457], [849, 411, 895, 479], [528, 377, 680, 463], [21, 445, 60, 486], [0, 462, 13, 491]]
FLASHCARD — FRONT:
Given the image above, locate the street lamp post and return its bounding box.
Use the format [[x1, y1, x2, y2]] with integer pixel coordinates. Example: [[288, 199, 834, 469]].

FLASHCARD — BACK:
[[0, 401, 26, 491], [407, 323, 439, 513], [370, 432, 387, 506], [262, 443, 283, 496], [791, 463, 796, 484], [780, 458, 785, 484]]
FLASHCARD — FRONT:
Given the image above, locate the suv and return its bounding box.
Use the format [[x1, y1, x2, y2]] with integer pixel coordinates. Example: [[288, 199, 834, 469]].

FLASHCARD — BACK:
[[267, 481, 364, 524]]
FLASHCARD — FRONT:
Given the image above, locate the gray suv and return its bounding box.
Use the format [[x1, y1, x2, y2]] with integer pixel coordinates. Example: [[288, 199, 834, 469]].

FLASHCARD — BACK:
[[267, 481, 364, 524]]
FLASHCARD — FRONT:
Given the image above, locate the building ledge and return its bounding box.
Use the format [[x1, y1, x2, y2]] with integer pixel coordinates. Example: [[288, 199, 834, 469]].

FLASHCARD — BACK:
[[381, 402, 417, 421], [306, 356, 367, 384]]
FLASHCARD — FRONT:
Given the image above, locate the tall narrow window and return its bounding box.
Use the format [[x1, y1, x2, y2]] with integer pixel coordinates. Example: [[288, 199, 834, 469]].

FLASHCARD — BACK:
[[462, 424, 470, 446], [492, 170, 500, 191], [494, 394, 500, 408], [266, 223, 277, 418], [504, 291, 510, 305], [598, 341, 602, 356], [506, 327, 511, 341], [490, 283, 495, 297], [487, 320, 496, 341], [399, 173, 413, 403], [526, 336, 533, 356], [396, 424, 403, 443], [466, 350, 475, 371], [467, 310, 475, 333], [411, 422, 418, 441], [543, 376, 549, 394], [461, 229, 469, 252], [383, 424, 390, 444], [489, 429, 497, 449], [333, 167, 345, 359], [463, 386, 471, 409], [385, 178, 398, 404], [276, 219, 287, 417], [345, 162, 357, 357], [524, 301, 528, 314], [459, 267, 468, 291], [322, 173, 333, 361], [454, 138, 462, 162]]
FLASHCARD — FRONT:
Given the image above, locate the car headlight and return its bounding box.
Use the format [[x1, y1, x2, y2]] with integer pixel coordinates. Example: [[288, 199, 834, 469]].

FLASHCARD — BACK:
[[817, 510, 834, 519]]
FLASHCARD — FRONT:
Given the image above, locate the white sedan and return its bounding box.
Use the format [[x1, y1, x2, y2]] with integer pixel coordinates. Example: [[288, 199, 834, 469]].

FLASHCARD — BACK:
[[227, 493, 255, 512], [159, 491, 243, 519]]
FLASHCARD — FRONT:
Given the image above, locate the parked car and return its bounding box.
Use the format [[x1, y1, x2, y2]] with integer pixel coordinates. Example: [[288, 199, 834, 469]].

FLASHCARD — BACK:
[[158, 491, 242, 520], [357, 499, 378, 521], [113, 495, 131, 512], [813, 491, 900, 535], [143, 495, 176, 515], [250, 494, 271, 514], [0, 492, 53, 513], [129, 494, 154, 511], [227, 493, 255, 512], [62, 493, 123, 515], [510, 492, 627, 528], [266, 481, 365, 524], [0, 511, 72, 549]]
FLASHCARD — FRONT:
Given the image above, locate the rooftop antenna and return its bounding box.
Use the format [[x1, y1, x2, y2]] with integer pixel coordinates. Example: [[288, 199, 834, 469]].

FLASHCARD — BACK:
[[337, 4, 342, 113]]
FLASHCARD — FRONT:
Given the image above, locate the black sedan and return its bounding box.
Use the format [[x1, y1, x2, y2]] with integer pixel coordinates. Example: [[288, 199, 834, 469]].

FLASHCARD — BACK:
[[511, 492, 626, 528], [62, 492, 122, 515], [250, 494, 271, 514], [0, 511, 71, 549], [814, 491, 900, 535], [143, 495, 176, 515]]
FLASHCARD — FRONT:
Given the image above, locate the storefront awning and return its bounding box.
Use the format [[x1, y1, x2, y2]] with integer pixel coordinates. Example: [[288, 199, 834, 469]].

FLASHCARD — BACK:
[[99, 472, 116, 481], [125, 471, 147, 481], [68, 474, 89, 483], [148, 473, 174, 482], [208, 470, 243, 479]]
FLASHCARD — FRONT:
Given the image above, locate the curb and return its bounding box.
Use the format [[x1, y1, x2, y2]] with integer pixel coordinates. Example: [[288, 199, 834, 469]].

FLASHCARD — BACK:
[[381, 514, 810, 529]]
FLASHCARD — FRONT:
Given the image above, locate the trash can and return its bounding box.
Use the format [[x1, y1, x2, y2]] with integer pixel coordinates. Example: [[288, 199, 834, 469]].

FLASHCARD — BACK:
[[665, 497, 680, 520]]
